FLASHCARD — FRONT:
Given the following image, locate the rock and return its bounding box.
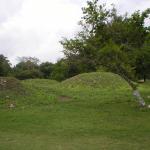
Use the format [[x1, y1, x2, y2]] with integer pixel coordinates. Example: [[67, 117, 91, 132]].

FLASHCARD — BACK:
[[9, 103, 15, 109], [6, 96, 10, 99], [3, 80, 7, 83], [138, 79, 145, 83]]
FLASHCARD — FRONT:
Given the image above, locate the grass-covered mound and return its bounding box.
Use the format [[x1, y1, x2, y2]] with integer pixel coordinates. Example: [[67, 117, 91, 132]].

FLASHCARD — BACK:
[[0, 77, 25, 93], [0, 77, 27, 108], [0, 78, 58, 108], [62, 72, 130, 89]]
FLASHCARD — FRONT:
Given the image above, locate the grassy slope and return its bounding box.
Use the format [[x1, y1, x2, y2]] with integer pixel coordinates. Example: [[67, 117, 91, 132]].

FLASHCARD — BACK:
[[0, 73, 150, 150]]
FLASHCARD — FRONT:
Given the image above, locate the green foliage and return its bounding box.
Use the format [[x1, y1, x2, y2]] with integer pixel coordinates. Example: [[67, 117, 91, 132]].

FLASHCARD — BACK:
[[51, 59, 83, 81], [51, 59, 69, 81], [61, 0, 150, 82], [15, 57, 39, 70], [135, 34, 150, 80], [0, 54, 11, 76], [99, 42, 134, 78], [14, 57, 42, 80], [40, 62, 54, 78], [15, 69, 43, 80]]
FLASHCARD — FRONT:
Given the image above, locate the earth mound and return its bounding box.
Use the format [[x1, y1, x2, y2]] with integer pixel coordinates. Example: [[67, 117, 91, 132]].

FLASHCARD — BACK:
[[62, 72, 130, 89], [0, 77, 25, 93]]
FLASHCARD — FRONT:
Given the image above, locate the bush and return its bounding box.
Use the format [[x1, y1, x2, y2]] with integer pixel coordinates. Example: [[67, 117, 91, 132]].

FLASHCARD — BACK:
[[15, 69, 43, 80]]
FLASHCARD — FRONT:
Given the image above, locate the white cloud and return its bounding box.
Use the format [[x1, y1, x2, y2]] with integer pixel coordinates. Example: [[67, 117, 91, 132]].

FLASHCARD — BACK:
[[0, 0, 85, 65], [0, 0, 23, 24], [0, 0, 149, 65]]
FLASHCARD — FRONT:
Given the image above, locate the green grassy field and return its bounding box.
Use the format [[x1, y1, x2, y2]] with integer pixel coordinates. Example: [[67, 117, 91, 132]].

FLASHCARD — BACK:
[[0, 72, 150, 150]]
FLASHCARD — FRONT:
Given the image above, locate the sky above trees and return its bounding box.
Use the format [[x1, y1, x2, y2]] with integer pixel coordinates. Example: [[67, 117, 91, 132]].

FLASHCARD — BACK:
[[0, 0, 150, 65]]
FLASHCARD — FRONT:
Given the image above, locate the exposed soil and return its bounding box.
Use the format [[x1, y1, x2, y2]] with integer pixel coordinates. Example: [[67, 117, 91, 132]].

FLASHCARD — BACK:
[[58, 95, 72, 102]]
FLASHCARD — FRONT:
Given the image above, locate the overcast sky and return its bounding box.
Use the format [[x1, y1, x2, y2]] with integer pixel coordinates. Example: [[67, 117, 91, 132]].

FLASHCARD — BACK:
[[0, 0, 150, 65]]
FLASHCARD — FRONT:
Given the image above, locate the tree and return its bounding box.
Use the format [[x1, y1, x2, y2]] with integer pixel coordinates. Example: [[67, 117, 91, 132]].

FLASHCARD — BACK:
[[51, 59, 69, 81], [0, 54, 11, 76], [15, 69, 42, 80], [16, 57, 40, 70], [40, 62, 54, 78], [98, 41, 146, 106], [14, 57, 42, 79], [135, 34, 150, 81], [61, 0, 150, 107]]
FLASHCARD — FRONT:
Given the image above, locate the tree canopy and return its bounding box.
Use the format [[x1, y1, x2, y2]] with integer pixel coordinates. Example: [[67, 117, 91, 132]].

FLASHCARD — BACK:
[[61, 0, 150, 82], [0, 54, 11, 76]]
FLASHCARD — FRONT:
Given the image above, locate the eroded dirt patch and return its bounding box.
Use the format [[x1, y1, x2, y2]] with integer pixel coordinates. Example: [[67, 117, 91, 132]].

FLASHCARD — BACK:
[[58, 95, 72, 102]]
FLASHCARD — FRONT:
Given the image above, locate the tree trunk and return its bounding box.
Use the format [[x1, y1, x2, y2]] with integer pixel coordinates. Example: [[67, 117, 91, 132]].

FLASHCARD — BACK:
[[133, 90, 146, 107], [143, 74, 146, 82]]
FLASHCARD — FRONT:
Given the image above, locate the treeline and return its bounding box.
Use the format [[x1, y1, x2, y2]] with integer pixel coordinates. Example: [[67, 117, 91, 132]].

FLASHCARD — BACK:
[[0, 0, 150, 81], [0, 55, 81, 81]]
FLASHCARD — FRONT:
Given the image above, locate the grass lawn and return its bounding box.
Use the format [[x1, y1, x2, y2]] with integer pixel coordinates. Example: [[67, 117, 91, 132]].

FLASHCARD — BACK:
[[0, 72, 150, 150]]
